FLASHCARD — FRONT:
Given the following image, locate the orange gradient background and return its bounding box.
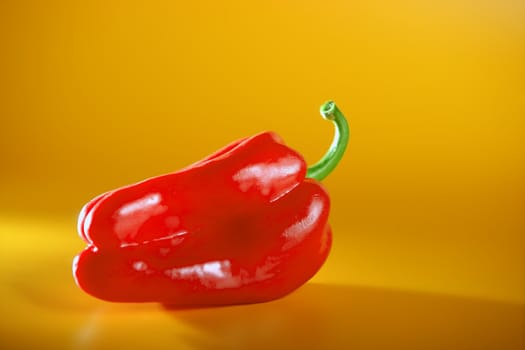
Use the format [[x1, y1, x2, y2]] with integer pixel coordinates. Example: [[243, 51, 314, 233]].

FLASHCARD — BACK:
[[1, 0, 524, 349]]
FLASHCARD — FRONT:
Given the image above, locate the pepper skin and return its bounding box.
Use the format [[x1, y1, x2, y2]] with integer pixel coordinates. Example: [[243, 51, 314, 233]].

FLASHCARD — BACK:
[[73, 101, 349, 306]]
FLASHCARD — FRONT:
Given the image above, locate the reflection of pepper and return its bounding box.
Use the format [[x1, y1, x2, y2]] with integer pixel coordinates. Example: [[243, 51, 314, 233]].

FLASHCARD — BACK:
[[73, 101, 349, 306]]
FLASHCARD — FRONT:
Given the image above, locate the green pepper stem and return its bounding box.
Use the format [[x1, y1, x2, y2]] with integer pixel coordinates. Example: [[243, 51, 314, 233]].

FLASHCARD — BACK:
[[306, 101, 349, 181]]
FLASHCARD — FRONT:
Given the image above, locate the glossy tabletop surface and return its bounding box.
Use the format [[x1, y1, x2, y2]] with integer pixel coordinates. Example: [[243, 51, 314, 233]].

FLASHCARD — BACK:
[[1, 217, 524, 350]]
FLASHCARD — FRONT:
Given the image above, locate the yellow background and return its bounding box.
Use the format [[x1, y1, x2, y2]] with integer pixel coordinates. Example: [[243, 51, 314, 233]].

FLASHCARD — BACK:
[[1, 0, 524, 349]]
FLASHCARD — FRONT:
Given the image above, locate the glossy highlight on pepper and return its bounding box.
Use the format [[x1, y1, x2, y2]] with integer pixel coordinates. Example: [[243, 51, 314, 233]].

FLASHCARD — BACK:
[[73, 101, 349, 306]]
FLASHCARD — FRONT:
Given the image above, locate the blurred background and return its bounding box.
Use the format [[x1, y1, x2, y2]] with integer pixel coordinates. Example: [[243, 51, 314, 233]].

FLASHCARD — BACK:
[[1, 0, 524, 349]]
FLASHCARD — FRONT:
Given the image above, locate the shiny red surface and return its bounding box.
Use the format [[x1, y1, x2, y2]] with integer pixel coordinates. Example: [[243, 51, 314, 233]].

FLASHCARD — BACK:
[[74, 132, 332, 305]]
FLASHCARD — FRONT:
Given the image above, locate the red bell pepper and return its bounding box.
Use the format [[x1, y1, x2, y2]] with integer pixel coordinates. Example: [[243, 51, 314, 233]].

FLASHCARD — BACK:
[[73, 101, 349, 306]]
